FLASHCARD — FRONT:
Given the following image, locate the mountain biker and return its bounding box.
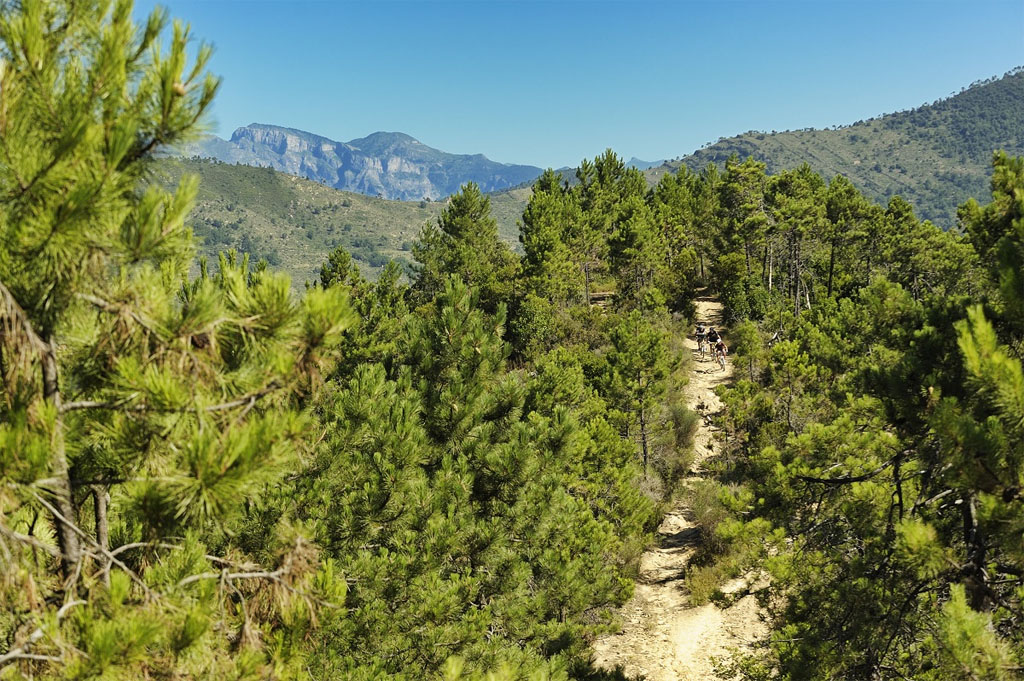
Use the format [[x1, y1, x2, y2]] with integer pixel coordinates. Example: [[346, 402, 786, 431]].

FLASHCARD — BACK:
[[695, 324, 708, 356], [714, 337, 728, 369], [707, 327, 721, 346]]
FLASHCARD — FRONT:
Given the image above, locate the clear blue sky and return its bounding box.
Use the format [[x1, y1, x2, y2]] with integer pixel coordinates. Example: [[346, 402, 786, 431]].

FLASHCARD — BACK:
[[134, 0, 1023, 169]]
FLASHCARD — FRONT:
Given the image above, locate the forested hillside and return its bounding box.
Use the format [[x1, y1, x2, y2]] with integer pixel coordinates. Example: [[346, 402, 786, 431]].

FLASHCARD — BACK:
[[154, 158, 526, 284], [648, 153, 1024, 679], [0, 4, 698, 677], [652, 68, 1024, 227], [169, 70, 1022, 277], [3, 2, 1024, 680]]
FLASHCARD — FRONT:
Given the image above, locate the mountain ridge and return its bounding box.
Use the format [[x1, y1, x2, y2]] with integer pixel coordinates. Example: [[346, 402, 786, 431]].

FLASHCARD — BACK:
[[170, 68, 1023, 288], [181, 124, 544, 202], [648, 67, 1024, 227]]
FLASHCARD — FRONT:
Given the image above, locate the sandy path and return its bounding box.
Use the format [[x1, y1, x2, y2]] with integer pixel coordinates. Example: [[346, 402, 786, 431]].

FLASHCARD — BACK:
[[592, 296, 766, 681]]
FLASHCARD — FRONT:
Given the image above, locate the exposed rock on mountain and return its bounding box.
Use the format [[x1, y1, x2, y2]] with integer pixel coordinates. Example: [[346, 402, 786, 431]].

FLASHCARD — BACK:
[[181, 124, 543, 201]]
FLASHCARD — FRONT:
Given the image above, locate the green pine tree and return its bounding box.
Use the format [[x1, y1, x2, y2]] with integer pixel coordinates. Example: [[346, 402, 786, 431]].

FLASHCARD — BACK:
[[0, 3, 353, 677], [413, 182, 518, 314]]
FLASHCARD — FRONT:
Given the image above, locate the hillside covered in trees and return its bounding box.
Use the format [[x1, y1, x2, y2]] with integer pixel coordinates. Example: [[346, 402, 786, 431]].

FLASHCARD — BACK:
[[1, 4, 693, 677], [652, 68, 1024, 228], [167, 69, 1022, 286], [3, 2, 1024, 681], [650, 152, 1024, 679], [154, 158, 527, 284]]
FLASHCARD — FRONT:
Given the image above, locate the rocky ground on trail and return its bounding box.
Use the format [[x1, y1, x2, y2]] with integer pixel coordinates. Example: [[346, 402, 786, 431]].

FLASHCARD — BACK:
[[592, 296, 767, 681]]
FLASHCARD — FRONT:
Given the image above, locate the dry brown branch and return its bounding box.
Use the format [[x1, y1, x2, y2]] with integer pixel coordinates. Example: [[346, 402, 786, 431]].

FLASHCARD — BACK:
[[0, 280, 48, 354], [0, 279, 48, 389]]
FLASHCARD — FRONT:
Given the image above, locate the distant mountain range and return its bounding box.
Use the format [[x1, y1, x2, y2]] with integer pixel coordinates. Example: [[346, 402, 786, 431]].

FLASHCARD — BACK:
[[649, 67, 1024, 227], [167, 68, 1023, 286], [180, 69, 1021, 228], [180, 124, 544, 201]]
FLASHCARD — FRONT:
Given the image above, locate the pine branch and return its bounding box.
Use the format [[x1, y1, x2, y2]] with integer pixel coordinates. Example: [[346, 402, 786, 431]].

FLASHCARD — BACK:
[[109, 541, 252, 568], [176, 565, 346, 610], [995, 563, 1024, 577], [5, 653, 62, 662], [13, 149, 65, 199], [0, 521, 61, 558], [176, 568, 286, 588], [76, 292, 159, 334], [59, 400, 148, 413], [911, 488, 954, 514]]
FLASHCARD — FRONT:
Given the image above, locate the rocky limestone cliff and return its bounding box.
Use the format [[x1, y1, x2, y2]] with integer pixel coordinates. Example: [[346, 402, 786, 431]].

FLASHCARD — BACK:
[[180, 124, 543, 201]]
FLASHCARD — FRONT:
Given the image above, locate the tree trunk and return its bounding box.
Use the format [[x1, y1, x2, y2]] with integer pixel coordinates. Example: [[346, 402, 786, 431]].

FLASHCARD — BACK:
[[93, 485, 110, 587], [827, 238, 836, 298], [639, 406, 649, 474], [788, 231, 797, 308], [786, 242, 792, 302], [793, 241, 802, 316], [761, 244, 768, 286], [584, 262, 591, 306], [893, 452, 903, 522], [961, 495, 991, 611], [43, 336, 81, 581], [768, 243, 773, 291]]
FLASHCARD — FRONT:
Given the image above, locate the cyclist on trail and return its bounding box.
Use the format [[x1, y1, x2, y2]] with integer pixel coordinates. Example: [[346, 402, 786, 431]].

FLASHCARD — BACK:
[[707, 327, 721, 346], [695, 323, 708, 357], [713, 337, 728, 370]]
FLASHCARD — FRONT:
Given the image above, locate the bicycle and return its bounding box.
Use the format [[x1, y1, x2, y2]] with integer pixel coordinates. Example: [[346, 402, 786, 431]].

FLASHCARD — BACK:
[[716, 349, 726, 371], [696, 335, 708, 359]]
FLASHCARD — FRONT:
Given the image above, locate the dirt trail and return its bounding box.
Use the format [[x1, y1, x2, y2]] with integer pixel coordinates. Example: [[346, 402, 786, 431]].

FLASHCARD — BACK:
[[592, 296, 766, 681]]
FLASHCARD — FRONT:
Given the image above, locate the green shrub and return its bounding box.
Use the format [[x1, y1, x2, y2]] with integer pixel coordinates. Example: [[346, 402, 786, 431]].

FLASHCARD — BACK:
[[686, 564, 726, 605], [687, 480, 733, 554]]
